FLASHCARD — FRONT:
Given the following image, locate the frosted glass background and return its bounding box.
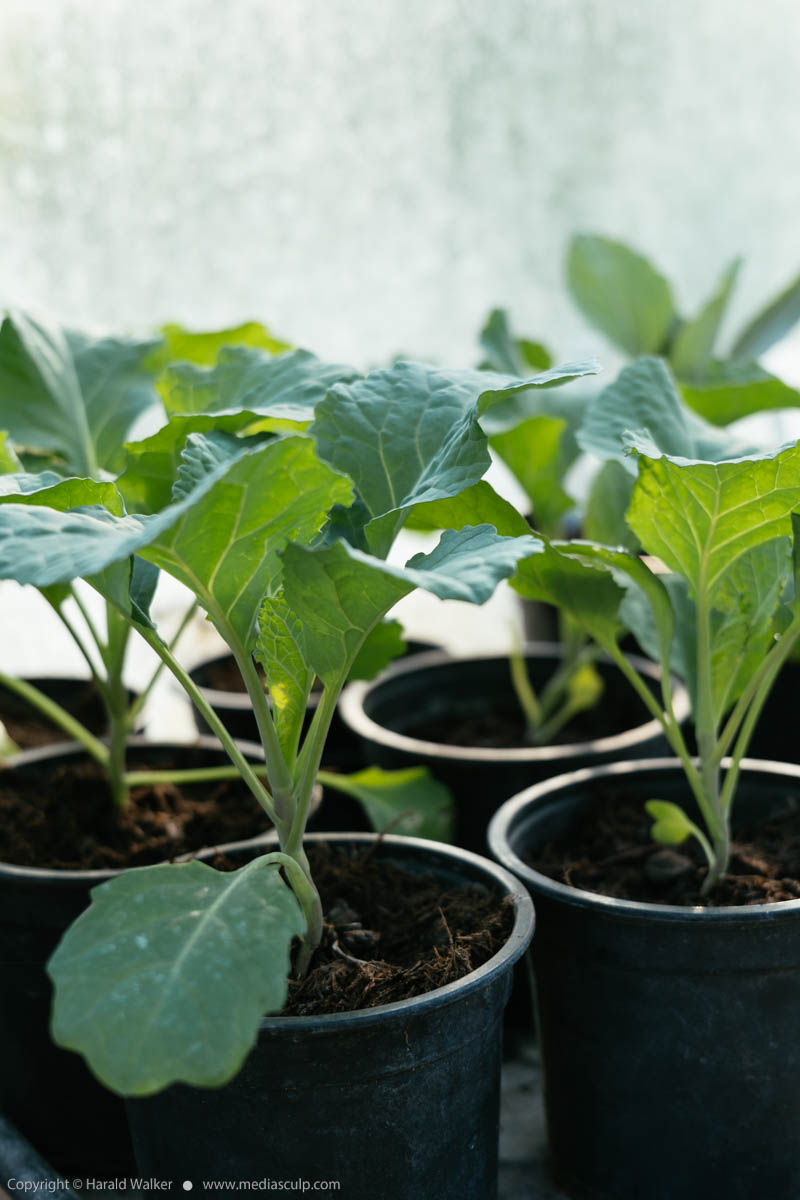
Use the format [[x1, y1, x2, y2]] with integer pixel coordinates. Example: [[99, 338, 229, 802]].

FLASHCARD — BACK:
[[2, 0, 800, 369]]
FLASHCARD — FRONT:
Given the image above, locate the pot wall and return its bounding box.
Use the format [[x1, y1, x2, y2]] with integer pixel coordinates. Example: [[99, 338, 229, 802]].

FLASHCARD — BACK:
[[489, 758, 800, 1200], [126, 833, 534, 1200]]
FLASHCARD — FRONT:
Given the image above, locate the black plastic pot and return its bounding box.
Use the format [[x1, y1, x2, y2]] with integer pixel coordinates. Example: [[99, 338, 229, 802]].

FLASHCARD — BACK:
[[126, 833, 534, 1199], [0, 676, 138, 750], [489, 758, 800, 1200], [186, 653, 364, 771], [0, 737, 274, 1178], [339, 645, 688, 854], [747, 660, 800, 763]]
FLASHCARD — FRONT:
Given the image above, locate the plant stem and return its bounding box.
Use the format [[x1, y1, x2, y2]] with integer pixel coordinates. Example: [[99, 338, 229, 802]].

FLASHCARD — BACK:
[[287, 679, 345, 858], [126, 600, 198, 730], [104, 603, 132, 808], [231, 646, 295, 824], [259, 852, 324, 977], [0, 671, 110, 765], [509, 637, 542, 735], [133, 623, 279, 825], [48, 601, 109, 700]]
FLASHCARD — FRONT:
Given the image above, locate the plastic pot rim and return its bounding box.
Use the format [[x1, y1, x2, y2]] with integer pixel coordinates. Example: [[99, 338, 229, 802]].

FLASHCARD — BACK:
[[339, 642, 690, 764], [488, 754, 800, 923], [253, 830, 535, 1034], [0, 735, 276, 886]]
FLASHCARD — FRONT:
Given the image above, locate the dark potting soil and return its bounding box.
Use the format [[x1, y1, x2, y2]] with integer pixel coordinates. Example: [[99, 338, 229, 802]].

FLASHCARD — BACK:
[[406, 686, 650, 750], [0, 759, 269, 870], [210, 842, 514, 1016], [529, 792, 800, 906], [0, 680, 107, 749]]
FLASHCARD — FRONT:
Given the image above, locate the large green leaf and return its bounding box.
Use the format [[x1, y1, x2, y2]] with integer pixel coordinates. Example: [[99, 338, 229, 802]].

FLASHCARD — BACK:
[[405, 480, 531, 537], [627, 440, 800, 607], [161, 347, 358, 423], [347, 619, 406, 681], [511, 539, 625, 648], [48, 857, 305, 1095], [490, 416, 575, 537], [311, 361, 596, 540], [567, 234, 676, 356], [141, 435, 353, 646], [152, 320, 292, 369], [680, 360, 800, 426], [283, 526, 539, 683], [732, 270, 800, 359], [0, 311, 161, 476], [478, 308, 552, 375], [670, 258, 741, 380], [0, 435, 250, 591], [583, 460, 638, 551], [319, 766, 454, 841], [578, 357, 752, 472]]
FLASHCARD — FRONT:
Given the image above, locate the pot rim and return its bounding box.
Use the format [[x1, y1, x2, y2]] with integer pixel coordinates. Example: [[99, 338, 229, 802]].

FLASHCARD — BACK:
[[488, 755, 800, 921], [256, 831, 535, 1031], [0, 735, 276, 885], [339, 643, 690, 764]]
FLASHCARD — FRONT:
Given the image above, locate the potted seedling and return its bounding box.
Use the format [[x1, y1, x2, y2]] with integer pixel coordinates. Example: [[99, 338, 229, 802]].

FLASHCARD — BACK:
[[0, 355, 601, 1195], [489, 358, 800, 1198], [0, 314, 448, 1174]]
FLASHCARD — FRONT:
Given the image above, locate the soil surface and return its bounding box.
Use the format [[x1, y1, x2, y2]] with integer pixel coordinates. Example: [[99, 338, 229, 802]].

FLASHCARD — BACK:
[[405, 685, 649, 750], [529, 793, 800, 906], [0, 680, 108, 750], [0, 757, 269, 870], [211, 841, 514, 1016]]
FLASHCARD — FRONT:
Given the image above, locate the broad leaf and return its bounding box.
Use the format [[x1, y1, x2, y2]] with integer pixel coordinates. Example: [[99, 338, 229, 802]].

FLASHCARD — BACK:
[[347, 619, 406, 681], [578, 357, 752, 473], [0, 311, 160, 476], [48, 857, 305, 1095], [670, 258, 740, 380], [152, 320, 291, 369], [406, 480, 531, 537], [320, 766, 454, 841], [142, 435, 353, 646], [583, 460, 638, 551], [283, 526, 539, 683], [478, 308, 552, 375], [732, 270, 800, 359], [161, 347, 358, 423], [511, 539, 625, 649], [490, 417, 575, 537], [254, 593, 314, 760], [567, 234, 676, 356], [680, 360, 800, 426], [627, 440, 800, 607]]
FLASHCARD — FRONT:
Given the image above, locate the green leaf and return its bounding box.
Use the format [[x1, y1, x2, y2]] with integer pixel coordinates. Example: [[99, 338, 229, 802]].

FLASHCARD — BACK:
[[161, 347, 358, 424], [670, 258, 741, 380], [476, 364, 595, 437], [0, 311, 161, 476], [478, 308, 552, 375], [645, 799, 697, 846], [567, 234, 676, 356], [620, 572, 695, 700], [152, 320, 292, 369], [405, 480, 531, 537], [48, 857, 305, 1095], [142, 435, 353, 647], [511, 539, 625, 649], [319, 766, 454, 841], [347, 619, 406, 682], [283, 526, 539, 684], [490, 416, 575, 537], [254, 593, 314, 760], [0, 433, 22, 474], [583, 460, 638, 551], [627, 440, 800, 608], [680, 360, 800, 426], [311, 361, 597, 543], [732, 270, 800, 359], [578, 357, 752, 473]]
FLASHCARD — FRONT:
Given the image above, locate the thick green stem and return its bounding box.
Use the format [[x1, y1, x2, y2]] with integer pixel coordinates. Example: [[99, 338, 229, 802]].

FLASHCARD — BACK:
[[231, 647, 295, 824], [0, 671, 109, 765], [134, 623, 279, 825], [259, 852, 324, 977], [509, 639, 542, 735], [104, 603, 132, 808], [287, 678, 347, 858]]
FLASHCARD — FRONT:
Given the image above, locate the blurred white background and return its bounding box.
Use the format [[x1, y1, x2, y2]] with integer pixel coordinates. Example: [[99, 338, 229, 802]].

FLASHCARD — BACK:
[[2, 0, 800, 369]]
